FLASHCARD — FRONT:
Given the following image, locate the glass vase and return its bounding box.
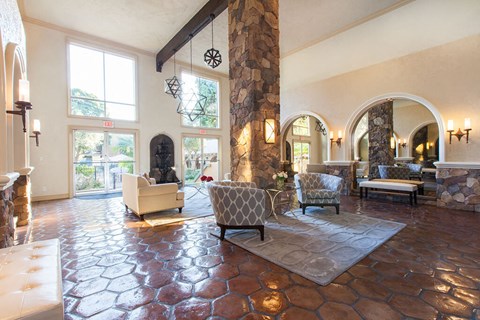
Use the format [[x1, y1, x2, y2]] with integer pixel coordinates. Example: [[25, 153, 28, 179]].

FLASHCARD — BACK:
[[276, 179, 285, 190]]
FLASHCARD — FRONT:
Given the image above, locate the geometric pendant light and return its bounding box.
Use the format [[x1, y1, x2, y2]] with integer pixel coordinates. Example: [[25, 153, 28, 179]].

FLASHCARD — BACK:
[[177, 36, 207, 121], [204, 14, 222, 69], [164, 52, 183, 99]]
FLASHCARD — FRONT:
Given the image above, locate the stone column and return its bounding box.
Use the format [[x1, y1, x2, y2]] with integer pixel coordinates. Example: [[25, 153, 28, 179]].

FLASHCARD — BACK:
[[368, 101, 394, 178], [13, 175, 31, 226], [0, 173, 19, 248], [229, 0, 280, 188]]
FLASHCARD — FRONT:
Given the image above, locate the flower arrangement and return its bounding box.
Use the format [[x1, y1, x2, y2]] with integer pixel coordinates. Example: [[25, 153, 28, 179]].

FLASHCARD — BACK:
[[272, 171, 288, 181], [272, 171, 288, 189], [200, 175, 214, 182]]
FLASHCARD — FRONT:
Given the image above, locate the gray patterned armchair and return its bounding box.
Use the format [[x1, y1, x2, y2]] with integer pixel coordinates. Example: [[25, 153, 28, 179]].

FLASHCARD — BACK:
[[206, 181, 266, 241], [294, 173, 343, 215]]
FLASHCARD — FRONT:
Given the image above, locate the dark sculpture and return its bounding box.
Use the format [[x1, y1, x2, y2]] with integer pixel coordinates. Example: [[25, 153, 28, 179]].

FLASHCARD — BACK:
[[149, 134, 181, 185]]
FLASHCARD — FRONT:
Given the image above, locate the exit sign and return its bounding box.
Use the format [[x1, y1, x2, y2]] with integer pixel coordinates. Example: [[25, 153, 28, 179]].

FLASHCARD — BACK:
[[103, 120, 114, 128], [199, 129, 207, 134]]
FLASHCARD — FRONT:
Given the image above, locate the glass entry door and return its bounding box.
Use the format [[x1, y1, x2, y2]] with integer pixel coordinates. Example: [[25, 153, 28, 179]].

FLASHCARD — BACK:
[[182, 136, 219, 185], [73, 130, 135, 195]]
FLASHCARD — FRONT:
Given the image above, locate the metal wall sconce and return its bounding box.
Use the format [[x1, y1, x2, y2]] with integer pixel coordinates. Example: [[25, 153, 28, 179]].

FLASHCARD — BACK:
[[264, 118, 275, 144], [6, 79, 31, 132], [447, 118, 472, 144], [30, 119, 41, 147], [315, 120, 327, 135], [390, 137, 395, 149], [330, 130, 342, 147], [399, 139, 407, 148]]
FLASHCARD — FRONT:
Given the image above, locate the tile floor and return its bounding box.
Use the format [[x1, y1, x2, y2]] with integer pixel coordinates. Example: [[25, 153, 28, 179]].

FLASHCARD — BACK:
[[26, 195, 480, 319]]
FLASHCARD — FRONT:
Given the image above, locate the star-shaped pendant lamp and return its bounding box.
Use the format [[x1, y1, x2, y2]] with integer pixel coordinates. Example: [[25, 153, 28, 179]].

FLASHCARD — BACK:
[[164, 52, 183, 98]]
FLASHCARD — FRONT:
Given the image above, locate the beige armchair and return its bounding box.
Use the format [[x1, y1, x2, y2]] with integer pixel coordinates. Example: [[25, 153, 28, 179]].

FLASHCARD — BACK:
[[122, 173, 184, 217]]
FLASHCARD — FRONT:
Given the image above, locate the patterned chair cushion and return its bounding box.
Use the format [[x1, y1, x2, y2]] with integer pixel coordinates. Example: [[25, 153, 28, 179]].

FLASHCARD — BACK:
[[294, 173, 343, 205], [378, 165, 411, 180], [305, 189, 338, 199]]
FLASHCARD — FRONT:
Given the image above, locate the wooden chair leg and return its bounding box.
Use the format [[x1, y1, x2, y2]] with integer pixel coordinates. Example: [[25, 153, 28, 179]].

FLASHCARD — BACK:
[[302, 205, 306, 215], [178, 207, 183, 213], [259, 226, 264, 241], [220, 226, 226, 240], [335, 205, 339, 215]]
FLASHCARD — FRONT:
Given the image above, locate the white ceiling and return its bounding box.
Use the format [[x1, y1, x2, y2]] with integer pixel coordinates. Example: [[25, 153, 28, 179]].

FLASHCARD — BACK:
[[19, 0, 480, 82]]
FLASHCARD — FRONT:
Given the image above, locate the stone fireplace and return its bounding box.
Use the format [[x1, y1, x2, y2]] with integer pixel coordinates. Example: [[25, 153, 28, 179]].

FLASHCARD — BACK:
[[149, 134, 181, 185]]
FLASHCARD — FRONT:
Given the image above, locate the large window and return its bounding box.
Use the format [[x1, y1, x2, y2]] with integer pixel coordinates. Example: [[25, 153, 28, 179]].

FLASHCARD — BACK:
[[68, 43, 136, 121], [292, 116, 310, 136], [181, 72, 219, 128], [293, 141, 310, 173]]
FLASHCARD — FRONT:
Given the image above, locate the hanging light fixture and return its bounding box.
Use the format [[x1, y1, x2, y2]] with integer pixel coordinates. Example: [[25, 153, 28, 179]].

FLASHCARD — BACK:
[[164, 51, 183, 98], [204, 14, 222, 69], [315, 120, 327, 136], [177, 36, 207, 121]]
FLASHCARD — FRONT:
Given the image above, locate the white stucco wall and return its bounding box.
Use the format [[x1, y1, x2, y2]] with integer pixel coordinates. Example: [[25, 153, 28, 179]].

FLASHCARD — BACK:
[[281, 34, 480, 162], [25, 22, 230, 199]]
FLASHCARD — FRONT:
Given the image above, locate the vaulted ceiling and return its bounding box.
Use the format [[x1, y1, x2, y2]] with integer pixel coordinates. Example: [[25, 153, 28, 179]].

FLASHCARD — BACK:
[[19, 0, 480, 85]]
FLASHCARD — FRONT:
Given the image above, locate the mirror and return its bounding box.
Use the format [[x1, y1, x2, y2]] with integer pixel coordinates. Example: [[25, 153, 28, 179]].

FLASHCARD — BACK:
[[282, 115, 328, 174], [352, 99, 439, 169]]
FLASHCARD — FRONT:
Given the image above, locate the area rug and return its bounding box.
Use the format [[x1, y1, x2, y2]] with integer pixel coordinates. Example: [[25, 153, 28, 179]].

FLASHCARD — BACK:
[[226, 208, 406, 286], [143, 192, 213, 227]]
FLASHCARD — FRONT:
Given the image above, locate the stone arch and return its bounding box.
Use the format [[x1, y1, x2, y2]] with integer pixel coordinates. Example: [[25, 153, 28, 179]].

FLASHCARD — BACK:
[[345, 93, 445, 162]]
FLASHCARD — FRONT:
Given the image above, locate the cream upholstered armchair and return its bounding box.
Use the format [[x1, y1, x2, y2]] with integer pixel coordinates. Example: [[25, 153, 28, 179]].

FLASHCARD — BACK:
[[206, 181, 266, 241], [294, 173, 343, 215], [122, 173, 184, 217]]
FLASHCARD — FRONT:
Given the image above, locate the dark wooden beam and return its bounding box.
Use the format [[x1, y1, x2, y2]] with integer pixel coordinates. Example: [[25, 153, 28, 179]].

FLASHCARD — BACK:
[[156, 0, 228, 72]]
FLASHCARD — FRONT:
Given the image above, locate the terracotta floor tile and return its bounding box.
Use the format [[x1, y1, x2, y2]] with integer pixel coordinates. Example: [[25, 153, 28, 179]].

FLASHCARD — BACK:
[[390, 294, 439, 319], [229, 274, 262, 295], [317, 283, 358, 304], [355, 298, 402, 320], [173, 298, 211, 320], [259, 271, 292, 290], [280, 307, 319, 320], [422, 291, 473, 318], [285, 285, 324, 310], [116, 287, 155, 310], [250, 290, 288, 315], [212, 293, 249, 318], [28, 195, 480, 319], [318, 302, 362, 320]]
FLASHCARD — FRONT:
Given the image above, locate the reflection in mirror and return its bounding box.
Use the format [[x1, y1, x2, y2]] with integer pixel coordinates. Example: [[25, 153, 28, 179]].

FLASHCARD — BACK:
[[283, 115, 328, 174], [351, 99, 439, 171]]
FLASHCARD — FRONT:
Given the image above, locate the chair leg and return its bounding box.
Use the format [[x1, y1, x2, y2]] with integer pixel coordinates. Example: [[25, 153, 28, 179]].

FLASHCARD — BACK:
[[220, 226, 226, 240], [178, 207, 183, 213], [302, 205, 306, 215], [259, 226, 264, 241], [124, 204, 128, 212], [335, 204, 339, 215]]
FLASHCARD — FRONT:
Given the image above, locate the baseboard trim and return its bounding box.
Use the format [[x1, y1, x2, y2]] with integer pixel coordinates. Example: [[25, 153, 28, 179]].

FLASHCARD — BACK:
[[32, 193, 70, 202]]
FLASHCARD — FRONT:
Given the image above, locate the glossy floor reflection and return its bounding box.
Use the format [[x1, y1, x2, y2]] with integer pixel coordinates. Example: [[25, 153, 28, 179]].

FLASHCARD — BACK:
[[29, 195, 480, 319]]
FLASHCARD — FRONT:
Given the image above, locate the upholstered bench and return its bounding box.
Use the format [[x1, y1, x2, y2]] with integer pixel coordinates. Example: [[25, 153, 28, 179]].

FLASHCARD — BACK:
[[359, 181, 418, 205], [0, 239, 64, 319], [372, 178, 425, 195]]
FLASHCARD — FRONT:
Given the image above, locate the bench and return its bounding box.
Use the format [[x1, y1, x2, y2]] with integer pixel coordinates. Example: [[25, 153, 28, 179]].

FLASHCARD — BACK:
[[0, 239, 64, 319], [359, 181, 418, 205], [372, 178, 425, 195]]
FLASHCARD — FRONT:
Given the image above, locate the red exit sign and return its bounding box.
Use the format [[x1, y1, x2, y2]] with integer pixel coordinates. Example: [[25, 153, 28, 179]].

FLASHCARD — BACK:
[[103, 120, 115, 128], [199, 129, 207, 134]]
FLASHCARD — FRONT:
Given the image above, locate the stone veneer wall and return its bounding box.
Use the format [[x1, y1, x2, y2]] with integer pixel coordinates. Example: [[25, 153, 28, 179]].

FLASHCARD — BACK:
[[229, 0, 280, 188], [13, 175, 31, 226], [437, 168, 480, 212], [325, 163, 355, 196], [0, 186, 15, 248], [368, 101, 394, 178]]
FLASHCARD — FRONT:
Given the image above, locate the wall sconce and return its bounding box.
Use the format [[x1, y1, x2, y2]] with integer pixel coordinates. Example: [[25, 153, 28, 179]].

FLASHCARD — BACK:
[[399, 139, 407, 148], [390, 137, 395, 149], [264, 118, 275, 144], [447, 118, 472, 144], [30, 119, 41, 147], [330, 130, 342, 147], [6, 79, 32, 132]]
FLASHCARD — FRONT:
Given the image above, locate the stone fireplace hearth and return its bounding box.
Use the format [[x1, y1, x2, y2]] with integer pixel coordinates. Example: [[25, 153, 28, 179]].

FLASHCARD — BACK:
[[149, 134, 181, 185]]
